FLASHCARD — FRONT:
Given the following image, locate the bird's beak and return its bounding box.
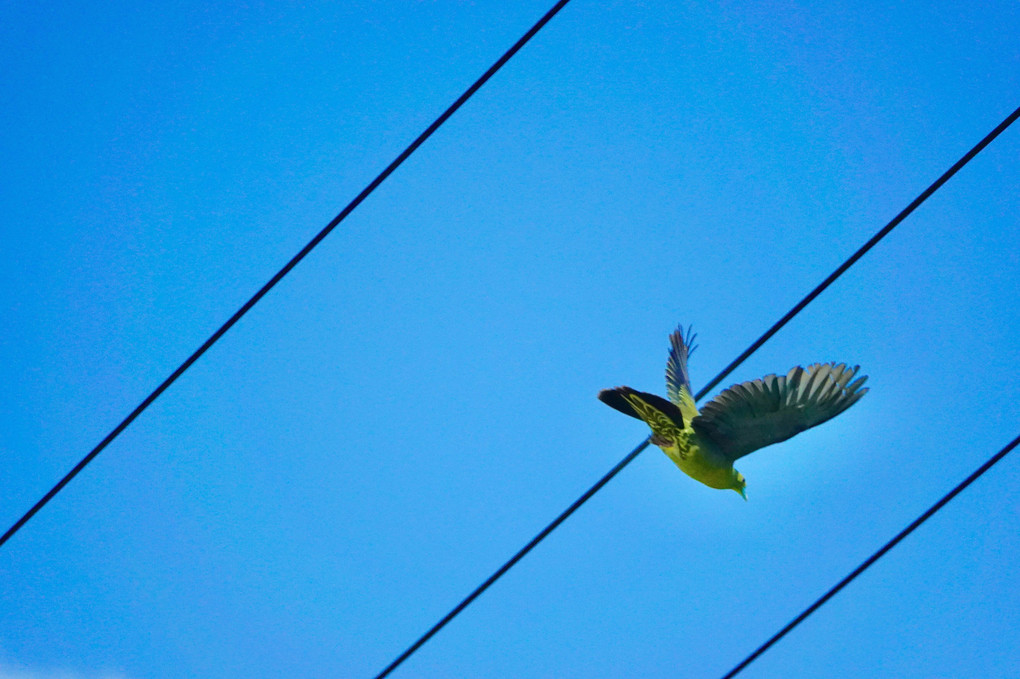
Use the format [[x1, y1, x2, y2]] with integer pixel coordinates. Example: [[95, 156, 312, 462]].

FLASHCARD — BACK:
[[738, 487, 747, 501]]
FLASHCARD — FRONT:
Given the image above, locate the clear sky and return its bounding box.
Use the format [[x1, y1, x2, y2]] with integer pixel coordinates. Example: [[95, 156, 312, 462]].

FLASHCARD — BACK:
[[2, 2, 1018, 678]]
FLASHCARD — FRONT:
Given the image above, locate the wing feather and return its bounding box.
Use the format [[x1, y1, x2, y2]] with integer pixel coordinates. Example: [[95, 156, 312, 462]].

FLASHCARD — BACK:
[[599, 387, 686, 428], [598, 387, 688, 454], [692, 363, 868, 462], [665, 325, 699, 423]]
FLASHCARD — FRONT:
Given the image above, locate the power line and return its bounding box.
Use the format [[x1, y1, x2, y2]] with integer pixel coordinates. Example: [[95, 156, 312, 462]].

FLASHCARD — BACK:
[[0, 0, 574, 551], [696, 103, 1020, 401], [721, 432, 1020, 679], [372, 437, 651, 679], [371, 103, 1020, 677]]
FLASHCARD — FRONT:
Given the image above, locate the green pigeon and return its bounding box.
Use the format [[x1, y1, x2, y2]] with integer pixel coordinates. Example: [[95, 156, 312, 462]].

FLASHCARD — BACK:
[[599, 326, 868, 499]]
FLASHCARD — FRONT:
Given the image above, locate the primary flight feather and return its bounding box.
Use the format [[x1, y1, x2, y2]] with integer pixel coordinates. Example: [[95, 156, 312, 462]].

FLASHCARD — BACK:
[[599, 325, 868, 499]]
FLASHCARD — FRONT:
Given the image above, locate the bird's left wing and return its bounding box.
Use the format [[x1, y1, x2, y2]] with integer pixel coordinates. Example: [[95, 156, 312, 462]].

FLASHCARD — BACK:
[[691, 363, 868, 462], [666, 325, 699, 423]]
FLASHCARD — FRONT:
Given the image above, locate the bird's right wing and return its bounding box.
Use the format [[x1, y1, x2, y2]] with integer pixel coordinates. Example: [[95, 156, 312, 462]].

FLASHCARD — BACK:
[[691, 363, 868, 462], [665, 325, 699, 423]]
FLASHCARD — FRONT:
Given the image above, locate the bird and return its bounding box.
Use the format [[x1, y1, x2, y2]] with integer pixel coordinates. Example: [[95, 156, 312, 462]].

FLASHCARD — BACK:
[[598, 325, 868, 499]]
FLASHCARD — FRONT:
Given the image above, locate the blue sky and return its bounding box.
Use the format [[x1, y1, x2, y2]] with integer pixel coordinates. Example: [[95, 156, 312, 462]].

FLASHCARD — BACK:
[[2, 1, 1019, 677]]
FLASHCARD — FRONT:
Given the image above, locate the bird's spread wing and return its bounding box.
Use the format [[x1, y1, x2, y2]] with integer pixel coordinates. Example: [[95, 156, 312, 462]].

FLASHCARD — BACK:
[[691, 363, 868, 462], [666, 325, 699, 423], [598, 387, 687, 445]]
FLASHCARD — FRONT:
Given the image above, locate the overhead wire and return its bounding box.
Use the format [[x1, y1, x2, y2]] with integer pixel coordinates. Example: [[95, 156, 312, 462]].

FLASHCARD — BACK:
[[721, 432, 1020, 679], [371, 103, 1020, 678], [0, 0, 575, 550]]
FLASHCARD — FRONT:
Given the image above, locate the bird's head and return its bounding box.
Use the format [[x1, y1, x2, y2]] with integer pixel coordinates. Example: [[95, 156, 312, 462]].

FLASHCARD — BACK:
[[731, 470, 747, 501]]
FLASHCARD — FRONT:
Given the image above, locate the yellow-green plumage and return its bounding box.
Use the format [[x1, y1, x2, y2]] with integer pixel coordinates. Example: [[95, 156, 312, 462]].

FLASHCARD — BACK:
[[599, 325, 868, 499]]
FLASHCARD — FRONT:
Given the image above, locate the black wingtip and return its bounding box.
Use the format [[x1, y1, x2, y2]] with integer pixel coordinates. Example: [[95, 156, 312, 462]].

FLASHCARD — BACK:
[[598, 387, 642, 420]]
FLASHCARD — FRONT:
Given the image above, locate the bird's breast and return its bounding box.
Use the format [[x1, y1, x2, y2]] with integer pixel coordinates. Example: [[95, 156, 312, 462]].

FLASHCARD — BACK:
[[659, 431, 735, 490]]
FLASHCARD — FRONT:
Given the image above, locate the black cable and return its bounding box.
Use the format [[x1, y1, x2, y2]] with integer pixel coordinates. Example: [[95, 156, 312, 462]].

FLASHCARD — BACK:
[[721, 432, 1020, 679], [697, 103, 1020, 401], [371, 103, 1020, 677], [0, 0, 574, 551], [372, 437, 651, 679]]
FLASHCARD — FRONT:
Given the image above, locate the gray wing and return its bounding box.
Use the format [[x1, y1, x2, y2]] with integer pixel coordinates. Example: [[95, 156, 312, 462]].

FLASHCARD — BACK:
[[691, 363, 868, 462]]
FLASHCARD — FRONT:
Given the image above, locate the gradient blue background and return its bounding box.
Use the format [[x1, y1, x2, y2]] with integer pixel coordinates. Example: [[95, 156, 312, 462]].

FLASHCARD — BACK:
[[2, 2, 1018, 677]]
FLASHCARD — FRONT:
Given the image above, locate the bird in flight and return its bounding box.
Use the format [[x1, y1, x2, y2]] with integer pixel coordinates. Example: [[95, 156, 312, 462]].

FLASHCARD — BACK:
[[599, 326, 868, 499]]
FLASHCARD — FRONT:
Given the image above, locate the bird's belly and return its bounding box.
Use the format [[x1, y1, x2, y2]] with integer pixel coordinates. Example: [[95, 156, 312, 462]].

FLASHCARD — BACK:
[[661, 438, 734, 490]]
